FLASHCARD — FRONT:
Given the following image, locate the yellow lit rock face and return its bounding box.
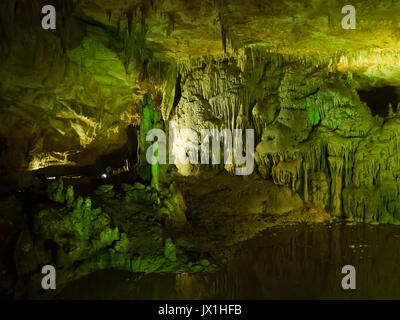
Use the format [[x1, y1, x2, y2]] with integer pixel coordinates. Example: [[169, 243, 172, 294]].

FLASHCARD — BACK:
[[337, 51, 400, 87]]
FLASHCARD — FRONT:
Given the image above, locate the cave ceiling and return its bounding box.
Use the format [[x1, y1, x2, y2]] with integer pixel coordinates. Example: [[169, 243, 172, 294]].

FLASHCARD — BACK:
[[81, 0, 400, 57]]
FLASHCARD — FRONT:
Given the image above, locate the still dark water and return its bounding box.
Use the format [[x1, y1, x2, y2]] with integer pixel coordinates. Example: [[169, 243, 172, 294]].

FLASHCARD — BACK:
[[58, 223, 400, 299]]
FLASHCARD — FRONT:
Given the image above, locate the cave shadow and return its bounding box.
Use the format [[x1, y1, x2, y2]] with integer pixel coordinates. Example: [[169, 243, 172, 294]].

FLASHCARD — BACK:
[[357, 86, 399, 117]]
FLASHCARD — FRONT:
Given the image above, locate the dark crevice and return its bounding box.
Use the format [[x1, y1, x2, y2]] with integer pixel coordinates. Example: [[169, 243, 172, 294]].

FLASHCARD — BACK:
[[172, 73, 182, 109], [358, 86, 399, 117]]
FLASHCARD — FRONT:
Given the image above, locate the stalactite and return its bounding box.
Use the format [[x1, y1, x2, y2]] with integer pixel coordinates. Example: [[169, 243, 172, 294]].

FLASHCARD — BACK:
[[166, 12, 175, 32], [106, 9, 112, 23], [220, 18, 227, 54], [126, 8, 134, 36], [271, 159, 302, 192], [172, 47, 400, 223], [139, 0, 148, 26]]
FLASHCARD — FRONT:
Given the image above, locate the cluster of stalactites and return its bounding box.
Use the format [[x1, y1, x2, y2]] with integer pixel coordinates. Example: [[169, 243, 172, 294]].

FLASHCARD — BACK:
[[258, 116, 400, 224], [174, 47, 400, 224]]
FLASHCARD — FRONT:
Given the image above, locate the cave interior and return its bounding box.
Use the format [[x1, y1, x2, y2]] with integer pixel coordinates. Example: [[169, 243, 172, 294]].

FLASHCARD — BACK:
[[2, 0, 400, 300]]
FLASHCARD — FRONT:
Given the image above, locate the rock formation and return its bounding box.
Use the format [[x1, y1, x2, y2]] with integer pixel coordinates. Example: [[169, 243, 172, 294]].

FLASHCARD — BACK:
[[2, 0, 400, 298]]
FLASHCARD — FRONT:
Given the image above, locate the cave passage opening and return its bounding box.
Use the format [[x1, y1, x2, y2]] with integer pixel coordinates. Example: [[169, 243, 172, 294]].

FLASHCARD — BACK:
[[357, 86, 399, 117]]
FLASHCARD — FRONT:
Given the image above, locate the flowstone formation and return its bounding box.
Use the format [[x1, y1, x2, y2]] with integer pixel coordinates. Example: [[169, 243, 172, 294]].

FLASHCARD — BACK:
[[173, 48, 400, 224]]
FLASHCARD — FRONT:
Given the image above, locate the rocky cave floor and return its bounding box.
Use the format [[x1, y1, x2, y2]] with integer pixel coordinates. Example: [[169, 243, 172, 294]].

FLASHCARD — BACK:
[[0, 166, 332, 300]]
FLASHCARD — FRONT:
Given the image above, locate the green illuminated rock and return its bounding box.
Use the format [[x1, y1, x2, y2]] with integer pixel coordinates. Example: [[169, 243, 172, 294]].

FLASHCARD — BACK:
[[138, 92, 164, 184], [47, 178, 65, 204], [95, 185, 115, 198], [164, 238, 177, 262], [66, 185, 75, 208]]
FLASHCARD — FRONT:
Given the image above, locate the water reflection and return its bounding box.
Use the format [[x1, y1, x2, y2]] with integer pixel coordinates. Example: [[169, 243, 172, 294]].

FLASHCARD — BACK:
[[58, 223, 400, 299]]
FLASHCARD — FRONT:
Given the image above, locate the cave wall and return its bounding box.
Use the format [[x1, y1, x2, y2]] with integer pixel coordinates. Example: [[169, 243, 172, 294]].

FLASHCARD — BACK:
[[2, 0, 400, 223], [0, 0, 177, 175], [173, 48, 400, 224]]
